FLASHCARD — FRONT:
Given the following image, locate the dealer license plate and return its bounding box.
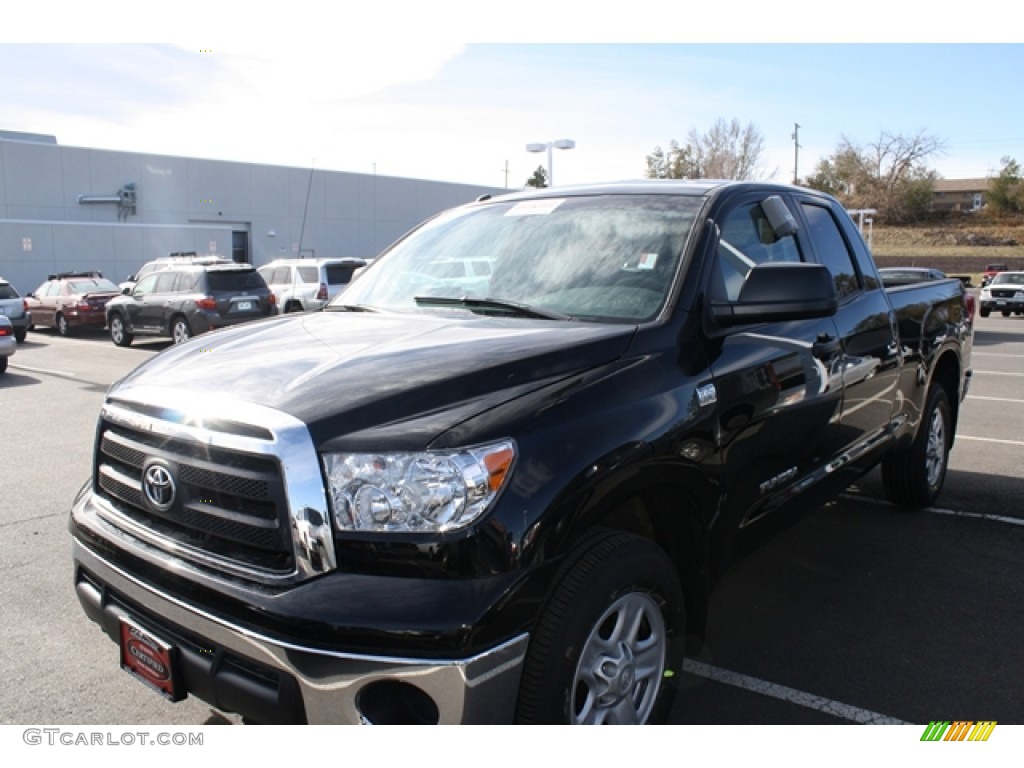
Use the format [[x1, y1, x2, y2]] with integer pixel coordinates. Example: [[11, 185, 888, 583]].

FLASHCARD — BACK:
[[119, 618, 183, 701]]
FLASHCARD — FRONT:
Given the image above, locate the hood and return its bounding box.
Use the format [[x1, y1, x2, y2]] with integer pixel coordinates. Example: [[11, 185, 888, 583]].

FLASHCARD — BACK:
[[111, 310, 636, 448]]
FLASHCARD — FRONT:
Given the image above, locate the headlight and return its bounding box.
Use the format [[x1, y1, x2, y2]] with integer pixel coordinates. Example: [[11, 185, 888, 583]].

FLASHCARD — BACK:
[[322, 440, 515, 533]]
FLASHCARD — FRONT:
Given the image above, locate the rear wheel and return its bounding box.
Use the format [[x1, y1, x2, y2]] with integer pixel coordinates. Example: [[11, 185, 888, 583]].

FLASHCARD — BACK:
[[14, 329, 26, 344], [109, 314, 133, 347], [56, 313, 71, 337], [171, 316, 192, 344], [881, 385, 951, 508], [284, 301, 303, 314], [1002, 310, 1011, 317], [0, 356, 7, 374], [516, 530, 685, 724]]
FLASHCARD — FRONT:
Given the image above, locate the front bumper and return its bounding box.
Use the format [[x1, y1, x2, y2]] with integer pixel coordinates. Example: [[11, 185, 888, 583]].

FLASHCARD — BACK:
[[980, 297, 1024, 313], [72, 537, 529, 724]]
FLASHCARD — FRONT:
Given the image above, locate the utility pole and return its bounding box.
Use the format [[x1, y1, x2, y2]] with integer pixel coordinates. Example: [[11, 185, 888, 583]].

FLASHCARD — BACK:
[[792, 123, 801, 185], [501, 160, 509, 188]]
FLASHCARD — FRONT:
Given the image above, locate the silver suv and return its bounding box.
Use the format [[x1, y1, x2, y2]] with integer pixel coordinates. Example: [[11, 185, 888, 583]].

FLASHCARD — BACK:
[[258, 258, 367, 313], [0, 276, 31, 344]]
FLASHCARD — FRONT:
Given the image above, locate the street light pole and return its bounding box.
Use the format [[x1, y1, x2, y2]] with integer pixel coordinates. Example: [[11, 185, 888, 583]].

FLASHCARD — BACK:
[[526, 139, 575, 187]]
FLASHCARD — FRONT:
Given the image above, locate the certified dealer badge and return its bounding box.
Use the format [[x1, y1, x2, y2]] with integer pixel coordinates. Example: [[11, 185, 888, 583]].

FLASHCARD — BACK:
[[142, 461, 176, 512]]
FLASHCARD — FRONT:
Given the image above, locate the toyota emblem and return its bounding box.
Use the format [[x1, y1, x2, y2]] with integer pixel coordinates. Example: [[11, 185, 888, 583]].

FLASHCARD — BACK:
[[143, 462, 176, 512]]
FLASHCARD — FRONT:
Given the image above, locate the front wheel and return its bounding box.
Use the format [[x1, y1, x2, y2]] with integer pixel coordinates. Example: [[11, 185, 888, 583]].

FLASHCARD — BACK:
[[109, 314, 133, 347], [171, 316, 192, 344], [979, 308, 990, 318], [515, 530, 685, 724], [881, 385, 951, 508]]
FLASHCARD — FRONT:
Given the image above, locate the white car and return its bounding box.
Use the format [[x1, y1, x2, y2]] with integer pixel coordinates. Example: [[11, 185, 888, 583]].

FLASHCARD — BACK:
[[979, 271, 1024, 317], [258, 258, 367, 313], [0, 316, 16, 374]]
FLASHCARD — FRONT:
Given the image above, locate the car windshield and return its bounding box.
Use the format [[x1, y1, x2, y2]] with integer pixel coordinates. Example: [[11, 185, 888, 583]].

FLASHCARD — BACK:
[[992, 273, 1024, 286], [0, 283, 19, 299], [68, 278, 119, 293], [332, 194, 701, 322]]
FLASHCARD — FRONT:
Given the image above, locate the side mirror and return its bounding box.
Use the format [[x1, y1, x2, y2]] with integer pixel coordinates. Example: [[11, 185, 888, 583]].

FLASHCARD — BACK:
[[712, 262, 837, 327]]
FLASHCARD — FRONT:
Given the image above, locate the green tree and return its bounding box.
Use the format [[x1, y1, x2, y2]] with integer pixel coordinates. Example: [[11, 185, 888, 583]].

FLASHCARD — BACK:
[[646, 118, 766, 180], [525, 166, 548, 188], [645, 140, 696, 179], [986, 157, 1023, 213]]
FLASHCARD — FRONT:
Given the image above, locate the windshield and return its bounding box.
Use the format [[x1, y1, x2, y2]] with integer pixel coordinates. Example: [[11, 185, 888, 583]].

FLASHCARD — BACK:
[[333, 194, 702, 322], [992, 273, 1024, 286]]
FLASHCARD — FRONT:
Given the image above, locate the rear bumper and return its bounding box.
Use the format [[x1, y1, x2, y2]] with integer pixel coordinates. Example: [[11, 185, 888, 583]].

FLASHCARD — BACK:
[[72, 537, 529, 724]]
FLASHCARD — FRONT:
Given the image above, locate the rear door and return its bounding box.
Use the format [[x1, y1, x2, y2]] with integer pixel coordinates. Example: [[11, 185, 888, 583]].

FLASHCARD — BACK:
[[793, 193, 902, 475]]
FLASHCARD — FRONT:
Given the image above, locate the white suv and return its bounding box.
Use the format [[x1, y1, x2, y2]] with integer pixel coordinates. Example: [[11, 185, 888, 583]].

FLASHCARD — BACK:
[[258, 258, 367, 313]]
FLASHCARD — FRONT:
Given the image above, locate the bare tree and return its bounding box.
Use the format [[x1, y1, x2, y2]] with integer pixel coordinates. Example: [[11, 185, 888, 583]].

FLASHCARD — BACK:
[[688, 118, 765, 180], [645, 118, 767, 181]]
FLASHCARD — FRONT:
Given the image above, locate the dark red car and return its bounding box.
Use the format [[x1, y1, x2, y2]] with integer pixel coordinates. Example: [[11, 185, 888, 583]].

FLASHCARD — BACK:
[[25, 271, 121, 337]]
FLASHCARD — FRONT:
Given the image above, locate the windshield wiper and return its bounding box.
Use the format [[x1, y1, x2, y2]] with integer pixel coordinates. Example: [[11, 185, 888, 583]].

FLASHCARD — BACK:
[[324, 303, 378, 312], [414, 296, 571, 321]]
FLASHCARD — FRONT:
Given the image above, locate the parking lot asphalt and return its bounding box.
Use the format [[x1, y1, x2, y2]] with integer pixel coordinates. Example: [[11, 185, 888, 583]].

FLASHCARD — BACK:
[[1, 314, 1021, 725]]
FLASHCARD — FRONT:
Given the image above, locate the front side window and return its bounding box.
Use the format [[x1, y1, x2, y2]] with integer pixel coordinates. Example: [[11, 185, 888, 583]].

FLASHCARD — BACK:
[[712, 201, 802, 301], [335, 194, 701, 323]]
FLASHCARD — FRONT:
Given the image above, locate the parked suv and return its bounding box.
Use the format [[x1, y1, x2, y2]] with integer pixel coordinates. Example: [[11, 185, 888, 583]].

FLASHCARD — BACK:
[[25, 271, 120, 336], [120, 253, 234, 292], [105, 262, 276, 346], [258, 258, 366, 313], [0, 276, 31, 343]]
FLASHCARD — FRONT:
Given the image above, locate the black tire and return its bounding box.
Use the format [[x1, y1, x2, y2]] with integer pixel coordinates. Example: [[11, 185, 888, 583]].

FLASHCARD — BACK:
[[881, 385, 952, 508], [56, 313, 71, 337], [109, 314, 133, 347], [979, 308, 990, 318], [14, 329, 26, 344], [0, 356, 7, 374], [171, 316, 192, 344], [516, 530, 685, 724], [284, 301, 303, 314], [1002, 310, 1011, 317]]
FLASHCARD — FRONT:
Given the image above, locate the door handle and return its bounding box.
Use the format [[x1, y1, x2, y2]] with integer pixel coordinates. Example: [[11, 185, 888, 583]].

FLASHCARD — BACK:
[[813, 334, 841, 357]]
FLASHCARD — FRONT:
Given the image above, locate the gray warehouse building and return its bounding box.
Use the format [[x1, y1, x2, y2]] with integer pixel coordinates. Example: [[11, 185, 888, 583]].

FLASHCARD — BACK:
[[0, 130, 505, 295]]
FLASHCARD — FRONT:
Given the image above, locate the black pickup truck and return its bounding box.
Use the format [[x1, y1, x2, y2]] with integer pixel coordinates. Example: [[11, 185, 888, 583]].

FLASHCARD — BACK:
[[70, 180, 972, 724]]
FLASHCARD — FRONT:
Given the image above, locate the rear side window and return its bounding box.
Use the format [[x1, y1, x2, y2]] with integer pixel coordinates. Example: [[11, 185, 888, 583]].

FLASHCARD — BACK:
[[0, 283, 18, 299], [800, 203, 861, 299], [155, 272, 179, 293], [297, 266, 319, 283], [206, 270, 266, 292]]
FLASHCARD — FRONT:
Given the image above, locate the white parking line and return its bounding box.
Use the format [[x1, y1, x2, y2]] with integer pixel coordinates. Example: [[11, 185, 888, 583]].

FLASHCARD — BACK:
[[682, 659, 908, 724], [967, 396, 1024, 404], [957, 434, 1024, 447], [971, 352, 1024, 358], [9, 362, 75, 377], [844, 494, 1024, 527], [972, 370, 1024, 377]]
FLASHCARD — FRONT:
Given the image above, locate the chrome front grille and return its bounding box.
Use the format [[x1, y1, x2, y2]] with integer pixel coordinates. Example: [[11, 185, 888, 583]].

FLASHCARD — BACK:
[[84, 388, 337, 585], [96, 420, 294, 573]]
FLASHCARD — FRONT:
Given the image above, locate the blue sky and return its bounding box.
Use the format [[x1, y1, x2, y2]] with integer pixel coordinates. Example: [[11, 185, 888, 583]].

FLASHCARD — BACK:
[[3, 4, 1023, 190]]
